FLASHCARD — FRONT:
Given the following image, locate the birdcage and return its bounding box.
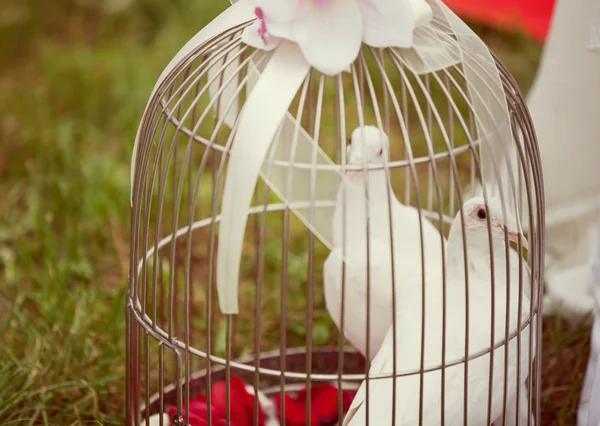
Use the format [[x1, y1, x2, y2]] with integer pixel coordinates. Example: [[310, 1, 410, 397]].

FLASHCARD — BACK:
[[127, 1, 545, 425]]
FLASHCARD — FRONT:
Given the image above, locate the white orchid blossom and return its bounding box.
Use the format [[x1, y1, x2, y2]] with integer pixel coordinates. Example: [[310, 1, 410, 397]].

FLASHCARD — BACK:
[[242, 0, 432, 75]]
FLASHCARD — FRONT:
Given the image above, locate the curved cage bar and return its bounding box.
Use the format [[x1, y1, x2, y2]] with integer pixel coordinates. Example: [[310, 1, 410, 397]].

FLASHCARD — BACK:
[[128, 10, 544, 426]]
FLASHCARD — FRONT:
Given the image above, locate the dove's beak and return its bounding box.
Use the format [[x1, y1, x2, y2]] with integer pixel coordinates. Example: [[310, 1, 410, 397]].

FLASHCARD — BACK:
[[507, 230, 529, 251], [346, 170, 357, 179]]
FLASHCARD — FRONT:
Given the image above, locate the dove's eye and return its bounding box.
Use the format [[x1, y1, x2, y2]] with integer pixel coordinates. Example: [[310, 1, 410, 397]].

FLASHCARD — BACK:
[[378, 148, 383, 156], [477, 208, 487, 220]]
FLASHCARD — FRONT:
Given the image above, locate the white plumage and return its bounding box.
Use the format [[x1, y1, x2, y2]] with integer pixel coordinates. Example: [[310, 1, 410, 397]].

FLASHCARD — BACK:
[[323, 125, 445, 359], [343, 196, 533, 426]]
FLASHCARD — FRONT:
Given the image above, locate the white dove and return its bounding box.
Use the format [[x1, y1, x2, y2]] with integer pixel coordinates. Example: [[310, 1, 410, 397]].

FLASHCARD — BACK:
[[343, 196, 533, 426], [465, 189, 537, 426], [323, 125, 445, 359]]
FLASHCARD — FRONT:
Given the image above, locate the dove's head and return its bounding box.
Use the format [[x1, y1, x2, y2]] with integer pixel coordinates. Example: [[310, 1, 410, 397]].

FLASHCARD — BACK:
[[346, 126, 389, 179], [451, 196, 529, 251]]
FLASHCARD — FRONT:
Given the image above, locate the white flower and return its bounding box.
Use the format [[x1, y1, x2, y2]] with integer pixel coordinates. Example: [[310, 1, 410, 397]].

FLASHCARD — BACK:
[[242, 0, 430, 75]]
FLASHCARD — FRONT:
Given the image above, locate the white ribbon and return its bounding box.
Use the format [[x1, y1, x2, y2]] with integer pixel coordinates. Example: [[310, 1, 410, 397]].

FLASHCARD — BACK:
[[216, 40, 312, 314], [131, 0, 518, 315], [215, 0, 516, 315], [436, 1, 519, 218]]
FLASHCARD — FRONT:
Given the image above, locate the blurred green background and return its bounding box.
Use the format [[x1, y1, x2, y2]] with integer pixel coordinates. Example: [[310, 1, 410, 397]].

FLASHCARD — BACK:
[[0, 0, 587, 425]]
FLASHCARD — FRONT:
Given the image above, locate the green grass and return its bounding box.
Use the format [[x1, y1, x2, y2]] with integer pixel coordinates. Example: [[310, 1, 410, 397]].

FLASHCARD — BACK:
[[0, 1, 226, 423], [0, 1, 589, 424]]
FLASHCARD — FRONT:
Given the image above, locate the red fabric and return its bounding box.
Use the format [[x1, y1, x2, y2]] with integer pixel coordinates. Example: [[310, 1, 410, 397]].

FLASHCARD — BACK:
[[442, 0, 556, 43], [273, 384, 357, 426]]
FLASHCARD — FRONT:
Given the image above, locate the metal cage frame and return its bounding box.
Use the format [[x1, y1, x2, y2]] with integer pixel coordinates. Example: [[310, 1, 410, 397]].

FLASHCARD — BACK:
[[127, 18, 544, 426]]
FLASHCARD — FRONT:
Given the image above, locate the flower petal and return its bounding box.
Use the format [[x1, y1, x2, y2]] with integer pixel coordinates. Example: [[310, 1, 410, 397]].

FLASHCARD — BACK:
[[291, 0, 363, 75], [411, 0, 434, 27], [242, 21, 283, 51], [251, 0, 299, 22], [358, 0, 416, 48], [263, 19, 294, 40]]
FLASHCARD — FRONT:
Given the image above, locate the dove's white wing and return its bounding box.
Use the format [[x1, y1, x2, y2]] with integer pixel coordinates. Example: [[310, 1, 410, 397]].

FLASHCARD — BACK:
[[497, 383, 535, 426], [325, 198, 445, 359], [323, 244, 397, 358], [342, 293, 427, 426], [343, 268, 471, 426], [343, 275, 493, 426], [424, 261, 533, 426], [342, 327, 395, 426]]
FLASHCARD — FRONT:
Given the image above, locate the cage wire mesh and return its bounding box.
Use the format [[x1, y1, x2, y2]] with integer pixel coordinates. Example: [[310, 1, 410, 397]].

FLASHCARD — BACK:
[[127, 2, 544, 425]]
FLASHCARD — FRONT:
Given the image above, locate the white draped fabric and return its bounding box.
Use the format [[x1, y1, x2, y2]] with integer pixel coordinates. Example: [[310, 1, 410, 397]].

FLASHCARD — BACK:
[[527, 0, 600, 424], [527, 0, 600, 320]]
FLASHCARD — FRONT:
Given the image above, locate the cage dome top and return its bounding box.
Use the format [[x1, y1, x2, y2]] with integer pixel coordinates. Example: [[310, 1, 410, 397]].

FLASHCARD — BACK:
[[131, 0, 521, 315]]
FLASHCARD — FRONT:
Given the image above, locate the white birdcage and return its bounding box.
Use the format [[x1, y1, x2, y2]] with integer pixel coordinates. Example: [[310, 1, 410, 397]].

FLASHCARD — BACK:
[[127, 1, 545, 425]]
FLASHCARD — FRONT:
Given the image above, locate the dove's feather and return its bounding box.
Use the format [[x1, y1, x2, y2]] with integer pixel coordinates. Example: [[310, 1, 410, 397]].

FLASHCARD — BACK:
[[325, 165, 445, 358], [324, 244, 401, 358]]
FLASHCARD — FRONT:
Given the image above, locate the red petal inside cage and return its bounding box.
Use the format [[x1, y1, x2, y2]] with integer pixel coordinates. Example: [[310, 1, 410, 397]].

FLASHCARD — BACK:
[[274, 384, 357, 425], [211, 376, 265, 426]]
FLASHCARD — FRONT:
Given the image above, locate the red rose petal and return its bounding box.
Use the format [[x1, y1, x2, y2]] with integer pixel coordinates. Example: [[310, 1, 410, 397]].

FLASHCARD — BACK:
[[172, 379, 359, 426], [167, 404, 210, 426], [342, 389, 357, 412], [194, 393, 208, 403], [275, 393, 313, 426], [188, 400, 210, 415], [274, 385, 357, 425], [311, 385, 341, 423], [212, 377, 265, 426]]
